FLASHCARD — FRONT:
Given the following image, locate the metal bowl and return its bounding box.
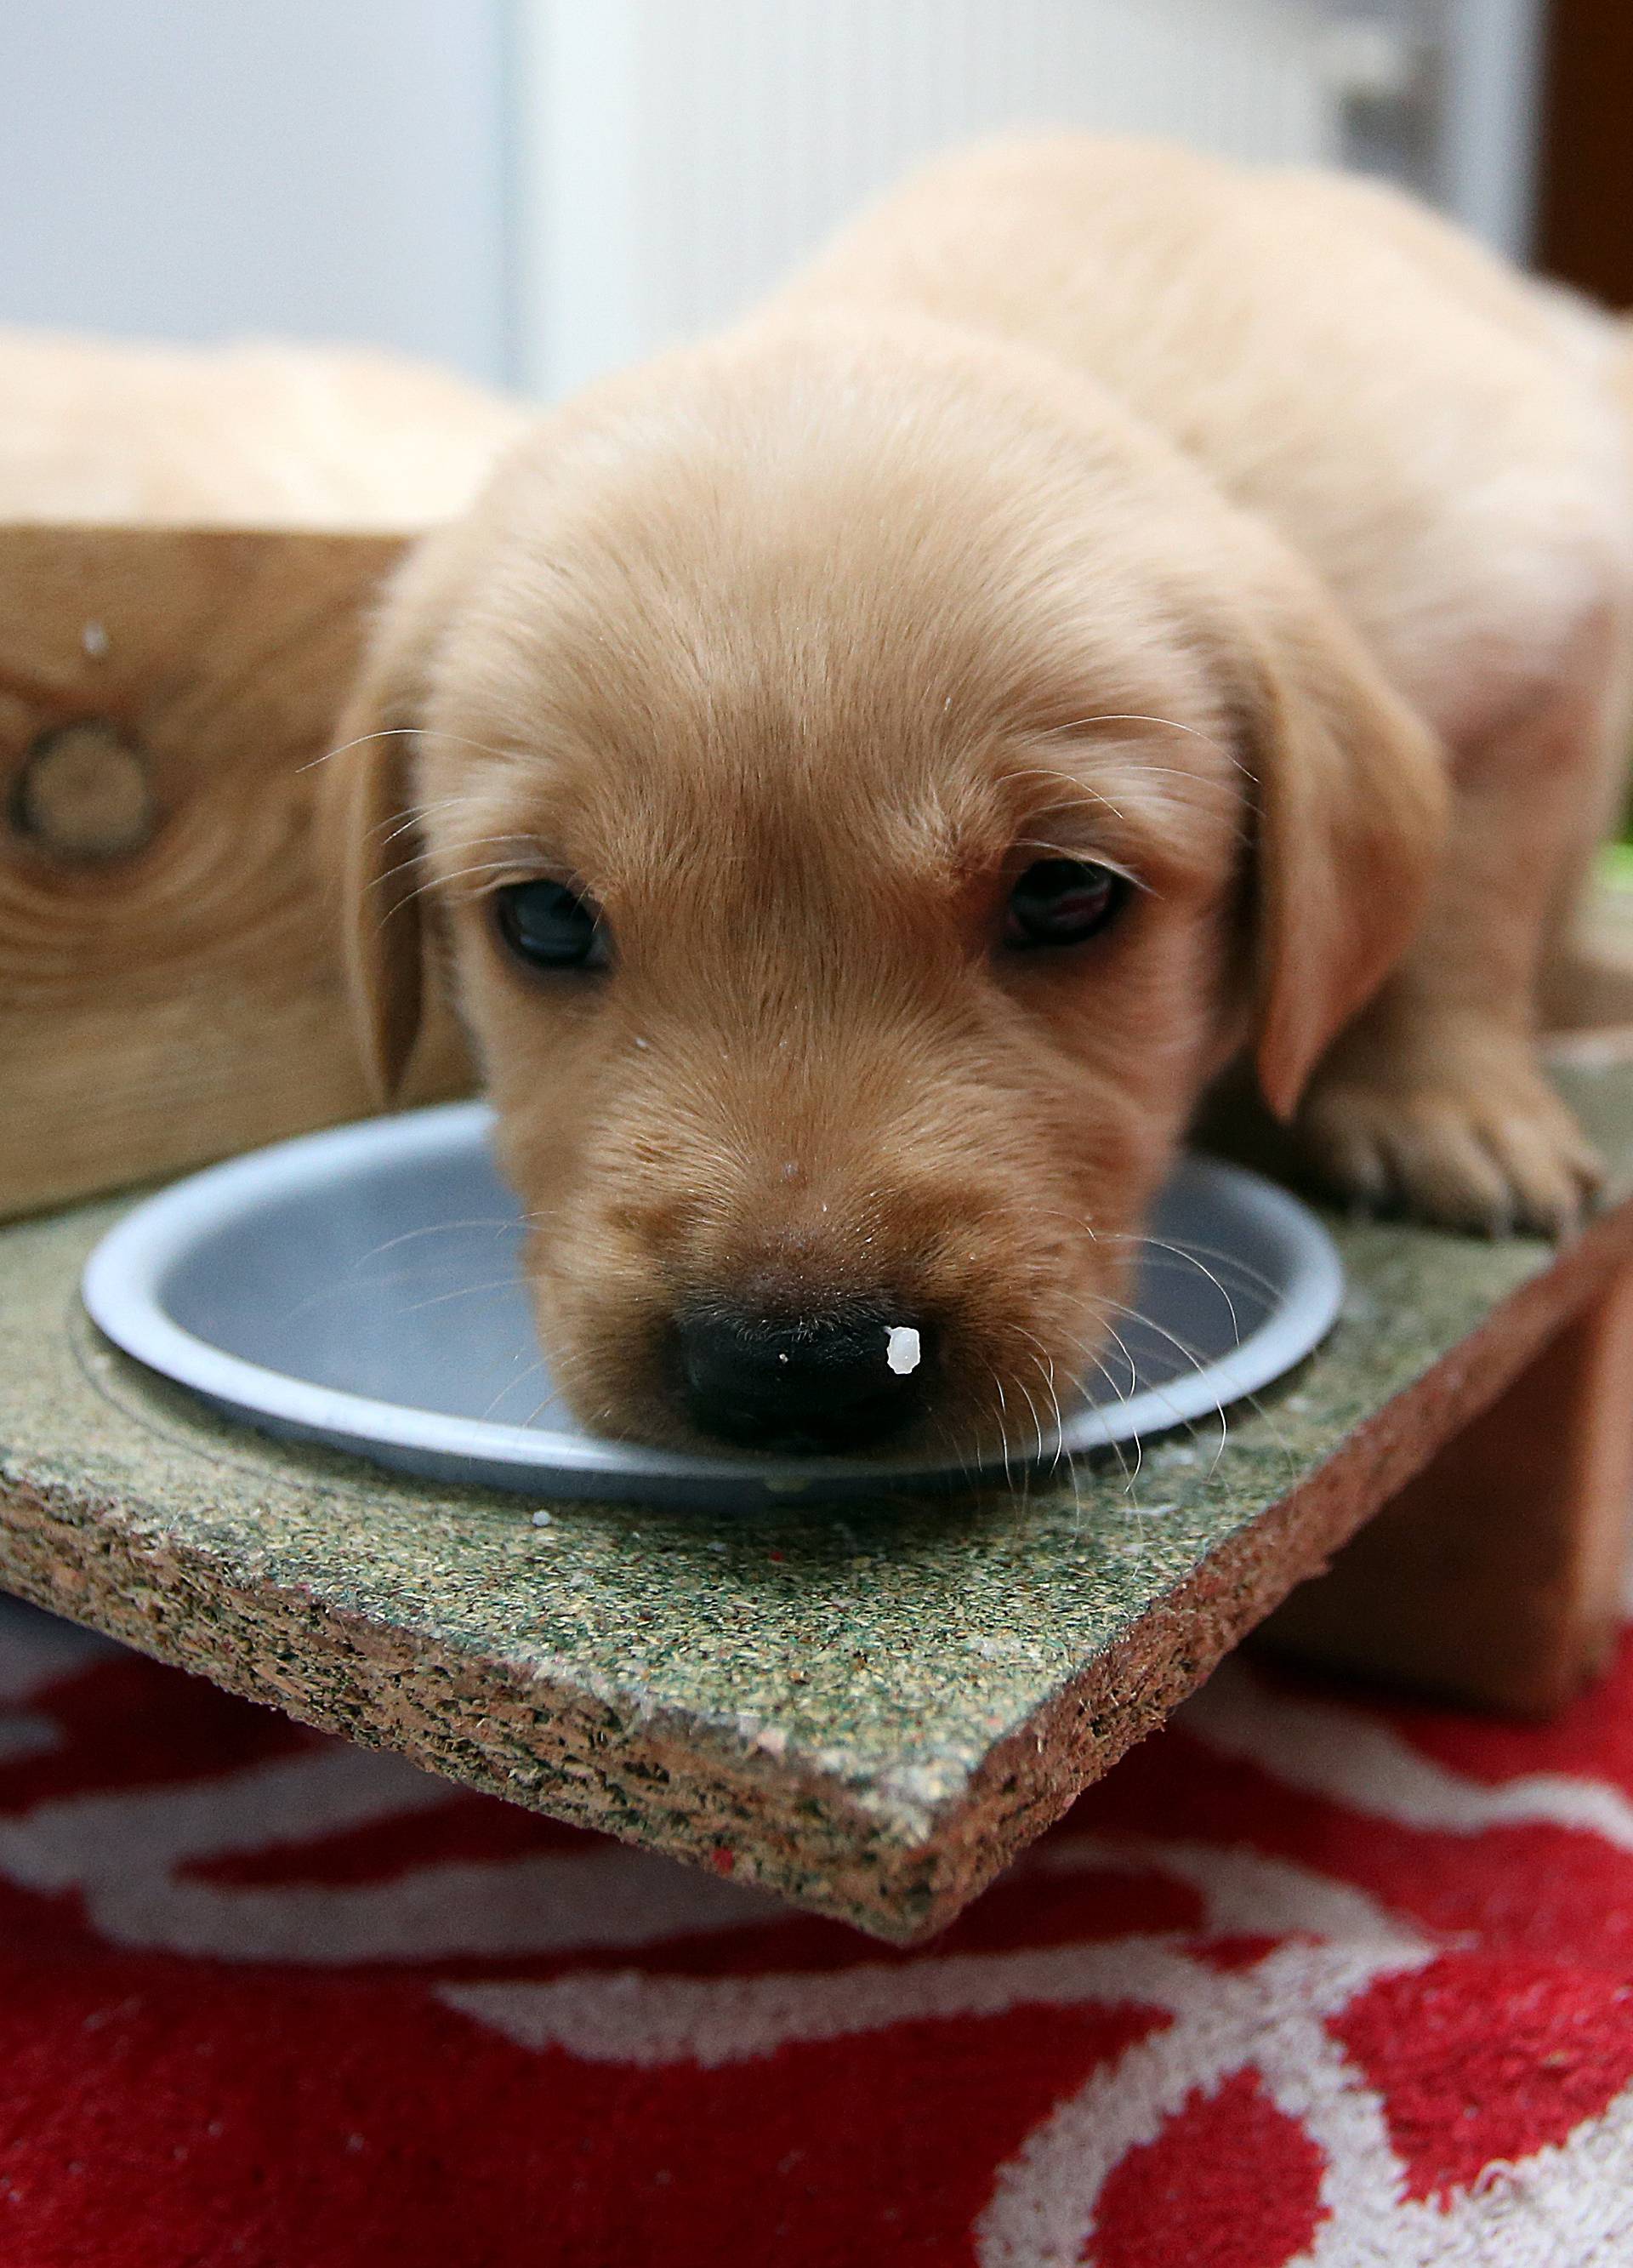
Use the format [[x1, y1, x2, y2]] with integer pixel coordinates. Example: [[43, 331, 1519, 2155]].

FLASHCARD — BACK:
[[82, 1103, 1342, 1507]]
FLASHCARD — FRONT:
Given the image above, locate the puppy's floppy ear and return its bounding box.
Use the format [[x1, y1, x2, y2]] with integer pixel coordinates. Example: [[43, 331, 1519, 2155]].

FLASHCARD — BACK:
[[321, 531, 469, 1107], [1239, 558, 1448, 1120]]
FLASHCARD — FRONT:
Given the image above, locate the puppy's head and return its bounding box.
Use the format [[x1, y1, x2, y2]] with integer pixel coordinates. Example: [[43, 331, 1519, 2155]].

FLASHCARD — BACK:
[[328, 320, 1442, 1460]]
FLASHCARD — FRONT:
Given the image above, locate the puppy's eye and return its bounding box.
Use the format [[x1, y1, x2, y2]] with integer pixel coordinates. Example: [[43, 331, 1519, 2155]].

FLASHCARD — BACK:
[[1003, 858, 1129, 950], [492, 878, 610, 972]]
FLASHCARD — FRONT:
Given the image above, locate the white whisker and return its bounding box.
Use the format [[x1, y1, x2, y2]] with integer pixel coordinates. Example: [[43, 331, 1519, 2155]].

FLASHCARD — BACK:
[[300, 727, 526, 776]]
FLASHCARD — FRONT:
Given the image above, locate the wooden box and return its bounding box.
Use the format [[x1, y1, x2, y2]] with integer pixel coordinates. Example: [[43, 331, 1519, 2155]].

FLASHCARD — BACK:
[[0, 525, 469, 1218]]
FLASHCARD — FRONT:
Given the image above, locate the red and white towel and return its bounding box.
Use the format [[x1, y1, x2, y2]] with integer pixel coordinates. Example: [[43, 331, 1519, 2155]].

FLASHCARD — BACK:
[[0, 1586, 1630, 2266]]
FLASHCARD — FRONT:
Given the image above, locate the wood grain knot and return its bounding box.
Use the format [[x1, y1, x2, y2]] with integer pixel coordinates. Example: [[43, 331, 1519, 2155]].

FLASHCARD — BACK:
[[12, 723, 155, 860]]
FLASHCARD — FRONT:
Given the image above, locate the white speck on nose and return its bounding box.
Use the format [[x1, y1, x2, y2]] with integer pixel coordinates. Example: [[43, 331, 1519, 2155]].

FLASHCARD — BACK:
[[885, 1325, 922, 1376], [633, 1036, 650, 1051]]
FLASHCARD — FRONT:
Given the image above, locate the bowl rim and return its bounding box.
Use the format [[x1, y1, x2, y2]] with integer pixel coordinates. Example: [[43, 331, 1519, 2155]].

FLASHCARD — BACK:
[[81, 1101, 1344, 1496]]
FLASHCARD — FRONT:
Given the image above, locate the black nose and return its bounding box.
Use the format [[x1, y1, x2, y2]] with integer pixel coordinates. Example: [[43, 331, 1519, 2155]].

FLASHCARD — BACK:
[[678, 1301, 930, 1451]]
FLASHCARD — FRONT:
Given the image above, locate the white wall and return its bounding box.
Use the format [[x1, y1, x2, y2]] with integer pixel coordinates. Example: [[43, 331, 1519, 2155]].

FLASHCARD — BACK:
[[1441, 0, 1545, 259], [0, 0, 513, 382], [0, 0, 1544, 402]]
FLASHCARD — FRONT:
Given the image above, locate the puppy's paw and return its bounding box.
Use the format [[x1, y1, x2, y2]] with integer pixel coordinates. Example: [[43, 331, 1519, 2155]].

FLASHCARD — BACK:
[[1298, 1037, 1602, 1238]]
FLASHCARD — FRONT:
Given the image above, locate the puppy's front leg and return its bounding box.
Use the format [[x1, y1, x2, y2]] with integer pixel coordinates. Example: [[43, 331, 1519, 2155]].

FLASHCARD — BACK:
[[1297, 632, 1624, 1236]]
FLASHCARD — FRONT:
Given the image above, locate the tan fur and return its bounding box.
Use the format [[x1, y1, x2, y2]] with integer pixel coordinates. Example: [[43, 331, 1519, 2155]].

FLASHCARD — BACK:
[[332, 136, 1633, 1456], [0, 327, 523, 527]]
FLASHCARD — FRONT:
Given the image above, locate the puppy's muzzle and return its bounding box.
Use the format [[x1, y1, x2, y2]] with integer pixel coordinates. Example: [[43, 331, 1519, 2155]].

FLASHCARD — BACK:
[[677, 1299, 930, 1453]]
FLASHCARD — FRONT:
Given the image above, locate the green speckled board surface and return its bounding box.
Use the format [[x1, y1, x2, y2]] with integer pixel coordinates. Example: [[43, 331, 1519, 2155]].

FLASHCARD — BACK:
[[4, 1062, 1633, 1940]]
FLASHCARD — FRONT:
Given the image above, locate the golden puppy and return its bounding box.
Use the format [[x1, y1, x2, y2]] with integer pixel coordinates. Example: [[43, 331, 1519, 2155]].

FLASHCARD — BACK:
[[0, 328, 521, 526], [331, 137, 1633, 1461]]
